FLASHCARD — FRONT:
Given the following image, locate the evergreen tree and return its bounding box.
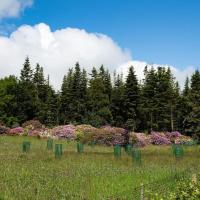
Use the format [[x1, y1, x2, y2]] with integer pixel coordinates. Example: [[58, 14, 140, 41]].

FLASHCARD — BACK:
[[184, 70, 200, 139], [18, 57, 37, 122], [60, 69, 74, 124], [140, 66, 157, 132], [124, 66, 139, 131], [86, 67, 112, 127], [20, 57, 33, 83], [111, 73, 125, 127]]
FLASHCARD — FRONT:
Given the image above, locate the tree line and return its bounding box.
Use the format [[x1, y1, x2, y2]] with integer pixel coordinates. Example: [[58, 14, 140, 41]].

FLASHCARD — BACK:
[[0, 57, 199, 139]]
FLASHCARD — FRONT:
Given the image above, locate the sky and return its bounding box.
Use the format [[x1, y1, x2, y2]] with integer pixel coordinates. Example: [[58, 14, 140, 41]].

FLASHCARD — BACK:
[[0, 0, 199, 89]]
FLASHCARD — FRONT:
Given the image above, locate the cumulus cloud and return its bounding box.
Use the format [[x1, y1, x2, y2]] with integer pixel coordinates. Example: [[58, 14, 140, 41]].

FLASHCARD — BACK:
[[0, 0, 33, 19], [117, 60, 195, 89], [0, 22, 195, 90], [0, 23, 131, 89]]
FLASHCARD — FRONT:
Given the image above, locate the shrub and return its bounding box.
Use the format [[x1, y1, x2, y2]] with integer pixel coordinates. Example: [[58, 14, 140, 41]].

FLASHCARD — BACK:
[[76, 125, 97, 144], [150, 132, 171, 145], [22, 120, 44, 130], [0, 125, 10, 134], [176, 135, 194, 145], [9, 127, 24, 135], [94, 126, 126, 146], [52, 125, 76, 139], [129, 132, 150, 147], [165, 131, 182, 143]]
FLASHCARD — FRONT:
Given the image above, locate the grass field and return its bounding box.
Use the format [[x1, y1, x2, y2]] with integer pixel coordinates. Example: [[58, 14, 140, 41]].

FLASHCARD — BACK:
[[0, 136, 199, 200]]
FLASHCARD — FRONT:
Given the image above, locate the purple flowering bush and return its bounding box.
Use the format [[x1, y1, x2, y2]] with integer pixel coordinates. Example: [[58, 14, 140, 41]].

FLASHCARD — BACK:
[[165, 131, 182, 143], [9, 127, 24, 135], [129, 132, 151, 147], [150, 132, 171, 145], [94, 126, 126, 146], [52, 125, 76, 139]]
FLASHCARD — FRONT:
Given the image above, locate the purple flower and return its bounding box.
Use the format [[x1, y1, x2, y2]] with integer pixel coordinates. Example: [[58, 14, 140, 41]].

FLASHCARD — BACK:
[[9, 127, 24, 135]]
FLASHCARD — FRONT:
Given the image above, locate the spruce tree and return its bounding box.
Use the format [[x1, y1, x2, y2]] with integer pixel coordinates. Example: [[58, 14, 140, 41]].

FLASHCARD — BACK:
[[111, 73, 125, 127], [86, 67, 112, 127], [60, 69, 74, 124], [184, 70, 200, 139], [124, 66, 139, 131]]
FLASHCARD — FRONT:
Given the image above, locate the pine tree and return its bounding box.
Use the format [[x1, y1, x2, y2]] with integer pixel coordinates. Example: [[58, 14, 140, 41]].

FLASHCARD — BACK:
[[60, 69, 74, 124], [184, 70, 200, 139], [140, 66, 157, 132], [86, 67, 112, 127], [20, 57, 33, 83], [124, 66, 139, 131], [18, 57, 37, 122], [111, 73, 125, 127]]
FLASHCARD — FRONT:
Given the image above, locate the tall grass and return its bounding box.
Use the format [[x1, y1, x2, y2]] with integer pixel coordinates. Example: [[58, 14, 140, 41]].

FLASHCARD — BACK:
[[0, 136, 199, 200]]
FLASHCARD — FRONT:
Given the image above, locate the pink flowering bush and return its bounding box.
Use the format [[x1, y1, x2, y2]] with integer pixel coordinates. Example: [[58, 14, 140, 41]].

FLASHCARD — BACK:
[[9, 127, 24, 135], [165, 131, 182, 143], [22, 120, 44, 130], [151, 132, 171, 145], [129, 132, 151, 147], [52, 125, 76, 139], [94, 126, 126, 146], [0, 125, 10, 134]]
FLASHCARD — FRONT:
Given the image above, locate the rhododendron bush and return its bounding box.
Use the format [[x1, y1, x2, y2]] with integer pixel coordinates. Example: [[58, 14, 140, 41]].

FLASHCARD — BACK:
[[52, 125, 76, 139], [0, 125, 10, 134], [94, 126, 126, 146], [151, 132, 171, 145], [22, 120, 44, 130], [0, 120, 195, 147], [129, 132, 151, 147], [76, 125, 98, 143], [9, 127, 24, 135]]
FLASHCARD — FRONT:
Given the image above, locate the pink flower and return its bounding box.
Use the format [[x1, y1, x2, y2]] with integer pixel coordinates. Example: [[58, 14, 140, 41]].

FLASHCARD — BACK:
[[9, 127, 24, 135]]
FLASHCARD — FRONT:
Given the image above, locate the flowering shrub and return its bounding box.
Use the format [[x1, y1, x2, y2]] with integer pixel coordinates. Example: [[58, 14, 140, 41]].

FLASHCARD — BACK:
[[9, 127, 24, 135], [175, 135, 194, 145], [76, 125, 97, 143], [151, 132, 171, 145], [165, 131, 182, 143], [94, 126, 126, 146], [0, 125, 10, 134], [52, 125, 76, 139], [22, 120, 44, 130], [129, 132, 151, 147]]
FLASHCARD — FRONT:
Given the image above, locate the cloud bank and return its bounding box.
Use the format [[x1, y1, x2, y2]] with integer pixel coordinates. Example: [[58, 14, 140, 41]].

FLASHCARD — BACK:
[[0, 0, 33, 19], [0, 23, 195, 89], [117, 61, 195, 89]]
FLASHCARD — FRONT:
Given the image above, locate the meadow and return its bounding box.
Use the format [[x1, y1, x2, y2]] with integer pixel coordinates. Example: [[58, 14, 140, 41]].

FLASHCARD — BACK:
[[0, 136, 199, 200]]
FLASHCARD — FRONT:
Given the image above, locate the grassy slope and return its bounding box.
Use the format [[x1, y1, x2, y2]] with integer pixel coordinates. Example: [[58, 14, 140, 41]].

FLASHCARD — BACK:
[[0, 136, 199, 200]]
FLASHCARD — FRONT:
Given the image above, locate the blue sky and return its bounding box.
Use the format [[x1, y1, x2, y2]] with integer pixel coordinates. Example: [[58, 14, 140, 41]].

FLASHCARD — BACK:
[[3, 0, 200, 69]]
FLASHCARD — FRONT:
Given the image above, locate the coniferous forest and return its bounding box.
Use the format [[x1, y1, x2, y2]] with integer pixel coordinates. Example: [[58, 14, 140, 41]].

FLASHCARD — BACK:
[[0, 57, 200, 140]]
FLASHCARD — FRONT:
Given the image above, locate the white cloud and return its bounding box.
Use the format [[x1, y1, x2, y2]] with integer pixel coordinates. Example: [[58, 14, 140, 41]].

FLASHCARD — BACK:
[[117, 61, 195, 89], [0, 23, 131, 89], [0, 23, 195, 90], [0, 0, 33, 19]]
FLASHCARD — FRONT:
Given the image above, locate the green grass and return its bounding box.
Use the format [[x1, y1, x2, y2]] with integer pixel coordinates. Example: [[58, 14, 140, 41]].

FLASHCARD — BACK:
[[0, 136, 199, 200]]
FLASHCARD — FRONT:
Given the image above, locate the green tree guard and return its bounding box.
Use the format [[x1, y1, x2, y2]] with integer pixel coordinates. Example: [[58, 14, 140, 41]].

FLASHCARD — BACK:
[[125, 144, 132, 155], [132, 149, 141, 165], [114, 144, 121, 157], [22, 141, 30, 153], [47, 138, 53, 150], [173, 145, 184, 158], [55, 144, 62, 158], [77, 142, 84, 153]]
